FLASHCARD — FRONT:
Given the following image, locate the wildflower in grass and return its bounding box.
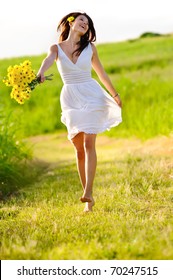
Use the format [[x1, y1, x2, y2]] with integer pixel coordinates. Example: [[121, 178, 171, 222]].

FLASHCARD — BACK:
[[3, 60, 53, 104]]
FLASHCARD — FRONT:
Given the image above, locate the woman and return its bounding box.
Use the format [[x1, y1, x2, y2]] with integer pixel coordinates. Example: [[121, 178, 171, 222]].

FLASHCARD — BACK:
[[37, 12, 122, 212]]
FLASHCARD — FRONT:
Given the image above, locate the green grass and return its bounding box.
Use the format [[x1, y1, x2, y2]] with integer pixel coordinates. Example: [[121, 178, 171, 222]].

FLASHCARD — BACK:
[[0, 107, 33, 198], [0, 133, 173, 260], [1, 34, 173, 139]]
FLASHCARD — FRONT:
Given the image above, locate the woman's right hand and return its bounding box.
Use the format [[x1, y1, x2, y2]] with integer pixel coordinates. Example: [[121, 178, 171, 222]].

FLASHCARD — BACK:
[[37, 72, 45, 83]]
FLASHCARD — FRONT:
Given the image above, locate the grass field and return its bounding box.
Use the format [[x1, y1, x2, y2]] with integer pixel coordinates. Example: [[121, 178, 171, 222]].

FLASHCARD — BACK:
[[0, 34, 173, 260], [0, 133, 173, 260]]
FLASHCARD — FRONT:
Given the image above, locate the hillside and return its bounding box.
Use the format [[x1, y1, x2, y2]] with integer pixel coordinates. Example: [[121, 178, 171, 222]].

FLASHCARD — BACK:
[[1, 34, 173, 139]]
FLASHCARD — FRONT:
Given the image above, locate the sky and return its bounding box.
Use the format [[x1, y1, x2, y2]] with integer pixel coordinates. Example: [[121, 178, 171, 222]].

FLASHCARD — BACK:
[[0, 0, 173, 59]]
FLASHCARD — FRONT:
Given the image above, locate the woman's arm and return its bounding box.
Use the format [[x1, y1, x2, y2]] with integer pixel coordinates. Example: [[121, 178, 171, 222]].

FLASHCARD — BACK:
[[37, 44, 58, 82], [91, 43, 122, 108]]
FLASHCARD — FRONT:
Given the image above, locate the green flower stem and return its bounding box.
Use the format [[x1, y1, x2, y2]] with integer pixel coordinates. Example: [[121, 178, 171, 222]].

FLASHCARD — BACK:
[[29, 74, 53, 90]]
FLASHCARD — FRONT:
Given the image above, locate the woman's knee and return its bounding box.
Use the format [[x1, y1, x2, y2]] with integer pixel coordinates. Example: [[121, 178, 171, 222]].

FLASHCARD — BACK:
[[71, 133, 85, 160], [84, 134, 96, 151], [76, 148, 85, 160]]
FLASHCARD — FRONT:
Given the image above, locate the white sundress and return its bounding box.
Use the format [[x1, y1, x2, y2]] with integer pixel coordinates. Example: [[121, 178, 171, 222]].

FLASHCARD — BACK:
[[56, 43, 122, 140]]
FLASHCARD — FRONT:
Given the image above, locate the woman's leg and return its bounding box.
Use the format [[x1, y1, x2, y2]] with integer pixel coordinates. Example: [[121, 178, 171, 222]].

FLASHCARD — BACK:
[[71, 132, 97, 211], [81, 133, 97, 201], [71, 132, 85, 189]]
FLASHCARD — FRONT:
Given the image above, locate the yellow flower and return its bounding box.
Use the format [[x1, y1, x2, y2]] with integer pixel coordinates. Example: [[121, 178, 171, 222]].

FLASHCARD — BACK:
[[3, 79, 12, 86], [3, 60, 53, 105], [21, 60, 31, 67], [67, 16, 75, 22]]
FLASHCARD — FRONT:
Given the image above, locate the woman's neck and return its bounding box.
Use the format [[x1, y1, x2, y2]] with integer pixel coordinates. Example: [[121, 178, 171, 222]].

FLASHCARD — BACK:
[[66, 32, 81, 48]]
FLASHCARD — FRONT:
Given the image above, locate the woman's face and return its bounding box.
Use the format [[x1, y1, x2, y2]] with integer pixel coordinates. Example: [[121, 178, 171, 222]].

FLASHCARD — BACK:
[[71, 15, 89, 35]]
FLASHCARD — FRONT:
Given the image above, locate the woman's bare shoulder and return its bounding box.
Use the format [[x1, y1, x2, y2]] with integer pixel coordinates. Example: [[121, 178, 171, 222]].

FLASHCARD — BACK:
[[90, 42, 96, 50], [90, 42, 98, 55], [47, 44, 58, 60], [49, 44, 58, 53]]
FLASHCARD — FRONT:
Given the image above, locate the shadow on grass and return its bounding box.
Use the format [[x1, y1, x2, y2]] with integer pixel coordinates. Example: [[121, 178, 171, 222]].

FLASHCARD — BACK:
[[0, 159, 47, 200], [0, 157, 76, 202]]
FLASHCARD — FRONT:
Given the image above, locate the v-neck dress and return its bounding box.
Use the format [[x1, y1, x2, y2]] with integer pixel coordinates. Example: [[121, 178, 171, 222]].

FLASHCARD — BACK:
[[56, 43, 122, 140]]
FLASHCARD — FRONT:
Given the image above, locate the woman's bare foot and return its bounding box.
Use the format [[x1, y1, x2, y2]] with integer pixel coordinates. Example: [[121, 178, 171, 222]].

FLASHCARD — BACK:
[[84, 198, 95, 212], [80, 196, 92, 203]]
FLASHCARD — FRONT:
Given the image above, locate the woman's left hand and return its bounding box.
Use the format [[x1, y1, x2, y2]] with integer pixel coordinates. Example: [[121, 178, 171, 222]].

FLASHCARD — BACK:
[[113, 95, 122, 108]]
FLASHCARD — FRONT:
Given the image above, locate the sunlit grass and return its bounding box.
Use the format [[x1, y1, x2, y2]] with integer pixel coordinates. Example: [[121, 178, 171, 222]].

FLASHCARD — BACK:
[[0, 134, 173, 260]]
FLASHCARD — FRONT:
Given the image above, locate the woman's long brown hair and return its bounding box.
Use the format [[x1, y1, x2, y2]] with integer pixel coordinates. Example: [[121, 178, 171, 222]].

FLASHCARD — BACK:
[[57, 12, 96, 55]]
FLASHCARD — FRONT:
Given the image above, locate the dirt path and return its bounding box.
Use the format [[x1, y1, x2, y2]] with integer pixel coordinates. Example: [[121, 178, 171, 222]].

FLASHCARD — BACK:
[[28, 133, 173, 162], [26, 133, 173, 188]]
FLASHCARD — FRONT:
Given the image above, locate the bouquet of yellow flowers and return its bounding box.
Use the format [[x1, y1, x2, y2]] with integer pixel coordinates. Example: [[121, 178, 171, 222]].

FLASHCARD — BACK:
[[3, 60, 53, 104]]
